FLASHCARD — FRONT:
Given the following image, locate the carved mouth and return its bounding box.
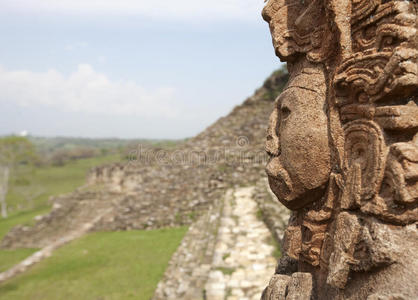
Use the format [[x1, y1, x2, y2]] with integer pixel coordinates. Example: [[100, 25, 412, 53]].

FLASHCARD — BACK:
[[266, 157, 293, 198]]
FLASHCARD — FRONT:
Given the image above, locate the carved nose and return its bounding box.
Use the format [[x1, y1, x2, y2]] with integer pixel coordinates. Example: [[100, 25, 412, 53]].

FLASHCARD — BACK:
[[262, 3, 273, 22], [265, 109, 280, 156]]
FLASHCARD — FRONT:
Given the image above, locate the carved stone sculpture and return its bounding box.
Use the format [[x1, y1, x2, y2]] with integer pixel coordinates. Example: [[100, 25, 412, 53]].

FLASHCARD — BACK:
[[262, 0, 417, 299]]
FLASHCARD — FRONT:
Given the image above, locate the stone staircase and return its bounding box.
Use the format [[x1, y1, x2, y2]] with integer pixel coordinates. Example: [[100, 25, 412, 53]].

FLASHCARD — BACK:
[[153, 183, 289, 300]]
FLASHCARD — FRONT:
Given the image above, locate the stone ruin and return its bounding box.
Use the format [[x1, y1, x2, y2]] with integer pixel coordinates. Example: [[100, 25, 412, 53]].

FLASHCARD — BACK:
[[261, 0, 417, 299]]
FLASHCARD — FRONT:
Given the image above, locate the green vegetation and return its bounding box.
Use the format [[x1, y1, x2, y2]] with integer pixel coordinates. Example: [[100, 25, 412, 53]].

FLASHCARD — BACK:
[[0, 209, 45, 272], [265, 236, 281, 259], [0, 136, 39, 168], [0, 136, 40, 218], [0, 136, 124, 218], [0, 154, 122, 272], [0, 135, 183, 218], [0, 228, 187, 300], [29, 136, 184, 158], [0, 207, 50, 241], [215, 266, 236, 276], [225, 288, 232, 298], [0, 248, 38, 273], [262, 66, 289, 101], [256, 208, 264, 221], [0, 136, 187, 299], [187, 211, 198, 222], [5, 154, 121, 217]]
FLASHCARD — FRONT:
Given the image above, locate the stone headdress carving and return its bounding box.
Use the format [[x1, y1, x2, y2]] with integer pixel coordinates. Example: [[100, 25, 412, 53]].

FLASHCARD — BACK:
[[262, 0, 417, 299], [262, 0, 334, 63]]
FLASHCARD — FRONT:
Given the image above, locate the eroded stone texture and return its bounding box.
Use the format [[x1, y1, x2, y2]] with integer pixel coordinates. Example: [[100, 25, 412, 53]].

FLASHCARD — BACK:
[[153, 185, 288, 300], [262, 0, 418, 299]]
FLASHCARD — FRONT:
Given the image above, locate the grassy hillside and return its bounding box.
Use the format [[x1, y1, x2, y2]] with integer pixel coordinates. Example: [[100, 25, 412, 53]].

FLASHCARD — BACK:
[[0, 154, 123, 272], [5, 154, 122, 217], [30, 136, 183, 155], [0, 228, 187, 300], [0, 150, 187, 300]]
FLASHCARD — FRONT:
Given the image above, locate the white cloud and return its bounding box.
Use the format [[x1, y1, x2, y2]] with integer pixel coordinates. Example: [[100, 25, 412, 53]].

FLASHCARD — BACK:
[[0, 64, 180, 118], [1, 0, 264, 22]]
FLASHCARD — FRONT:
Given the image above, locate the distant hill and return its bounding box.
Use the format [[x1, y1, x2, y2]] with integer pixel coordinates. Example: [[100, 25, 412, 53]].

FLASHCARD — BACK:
[[29, 136, 182, 154]]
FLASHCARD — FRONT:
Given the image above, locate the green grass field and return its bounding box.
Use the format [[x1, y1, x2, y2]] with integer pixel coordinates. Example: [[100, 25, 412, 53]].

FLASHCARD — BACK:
[[0, 248, 38, 273], [0, 228, 187, 300], [6, 154, 122, 216], [0, 152, 187, 300], [0, 154, 123, 273]]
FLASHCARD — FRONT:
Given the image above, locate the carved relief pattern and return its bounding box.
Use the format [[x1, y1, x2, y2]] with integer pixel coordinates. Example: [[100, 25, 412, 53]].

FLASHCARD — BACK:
[[334, 0, 418, 229], [262, 0, 418, 298], [262, 0, 333, 63], [341, 120, 386, 209], [335, 1, 417, 107]]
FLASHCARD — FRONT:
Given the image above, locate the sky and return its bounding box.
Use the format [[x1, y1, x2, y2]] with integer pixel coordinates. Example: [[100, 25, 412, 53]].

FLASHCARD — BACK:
[[0, 0, 282, 139]]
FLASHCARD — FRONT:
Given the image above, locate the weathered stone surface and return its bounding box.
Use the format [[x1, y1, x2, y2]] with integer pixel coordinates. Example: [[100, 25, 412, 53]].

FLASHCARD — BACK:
[[204, 187, 276, 300], [261, 274, 291, 300], [152, 192, 222, 300], [286, 273, 313, 300], [261, 272, 313, 300], [262, 0, 418, 299], [153, 186, 289, 300]]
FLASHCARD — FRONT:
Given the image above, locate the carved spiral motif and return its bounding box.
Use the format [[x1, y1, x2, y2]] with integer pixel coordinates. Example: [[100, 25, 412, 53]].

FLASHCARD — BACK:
[[351, 0, 381, 25], [343, 120, 386, 200]]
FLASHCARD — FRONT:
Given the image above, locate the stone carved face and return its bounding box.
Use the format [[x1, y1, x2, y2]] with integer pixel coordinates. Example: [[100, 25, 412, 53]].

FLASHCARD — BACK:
[[262, 0, 418, 297], [265, 62, 331, 210]]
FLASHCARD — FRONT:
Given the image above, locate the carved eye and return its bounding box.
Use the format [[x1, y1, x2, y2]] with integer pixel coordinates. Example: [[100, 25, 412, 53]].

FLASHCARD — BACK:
[[381, 36, 395, 47], [281, 105, 291, 120]]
